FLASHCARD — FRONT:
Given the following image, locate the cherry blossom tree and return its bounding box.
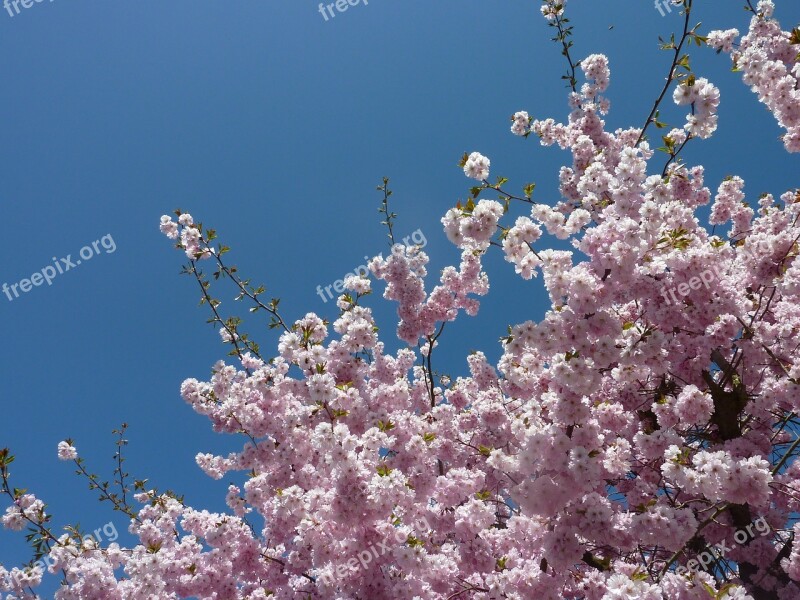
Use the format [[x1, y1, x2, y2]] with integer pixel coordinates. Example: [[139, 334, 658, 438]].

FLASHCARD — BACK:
[[3, 1, 800, 598]]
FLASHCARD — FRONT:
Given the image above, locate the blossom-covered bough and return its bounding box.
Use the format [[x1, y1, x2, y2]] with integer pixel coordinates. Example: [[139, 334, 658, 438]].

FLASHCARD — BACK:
[[3, 0, 800, 598]]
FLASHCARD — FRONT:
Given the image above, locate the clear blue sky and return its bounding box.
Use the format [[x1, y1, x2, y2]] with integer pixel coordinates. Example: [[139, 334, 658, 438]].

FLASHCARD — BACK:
[[1, 0, 799, 593]]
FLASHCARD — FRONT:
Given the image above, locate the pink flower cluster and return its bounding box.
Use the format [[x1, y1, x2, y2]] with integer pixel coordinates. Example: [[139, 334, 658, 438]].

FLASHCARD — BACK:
[[673, 77, 720, 139], [710, 0, 800, 151], [3, 2, 800, 599], [160, 212, 214, 260], [540, 0, 566, 21], [462, 152, 490, 181]]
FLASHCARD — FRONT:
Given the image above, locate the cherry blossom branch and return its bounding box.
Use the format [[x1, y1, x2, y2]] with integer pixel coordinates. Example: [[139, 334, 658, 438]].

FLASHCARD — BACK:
[[660, 132, 693, 177], [772, 434, 800, 477], [0, 452, 60, 551], [636, 0, 695, 147], [547, 6, 579, 92], [481, 178, 536, 205], [446, 581, 490, 599], [377, 176, 397, 247], [259, 552, 315, 584], [202, 235, 291, 334], [69, 454, 139, 522], [423, 322, 447, 408], [0, 449, 74, 589], [187, 259, 261, 367], [112, 424, 130, 515]]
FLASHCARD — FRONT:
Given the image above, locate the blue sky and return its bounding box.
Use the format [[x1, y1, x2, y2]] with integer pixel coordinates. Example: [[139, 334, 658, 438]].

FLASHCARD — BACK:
[[1, 0, 799, 592]]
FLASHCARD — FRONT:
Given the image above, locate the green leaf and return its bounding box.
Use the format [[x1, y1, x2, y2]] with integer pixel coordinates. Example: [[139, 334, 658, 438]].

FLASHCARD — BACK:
[[523, 183, 536, 199], [475, 489, 492, 501]]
